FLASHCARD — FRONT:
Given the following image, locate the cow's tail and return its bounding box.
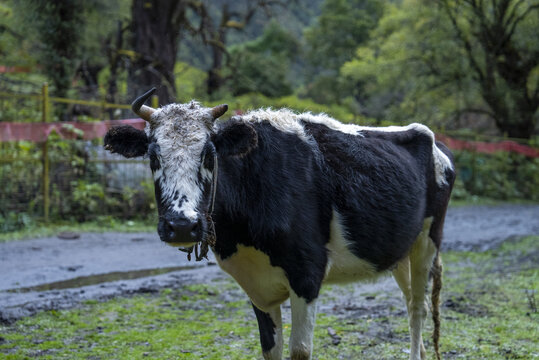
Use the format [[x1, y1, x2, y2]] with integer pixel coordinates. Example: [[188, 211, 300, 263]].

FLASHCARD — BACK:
[[431, 250, 443, 360]]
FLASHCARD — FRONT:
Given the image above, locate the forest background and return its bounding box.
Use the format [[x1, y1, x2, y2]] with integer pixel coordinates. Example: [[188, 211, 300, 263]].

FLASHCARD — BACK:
[[0, 0, 538, 232]]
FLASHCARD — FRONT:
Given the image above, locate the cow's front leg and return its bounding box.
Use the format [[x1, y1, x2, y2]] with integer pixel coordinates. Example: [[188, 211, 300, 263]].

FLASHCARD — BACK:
[[252, 303, 283, 360], [289, 291, 317, 360]]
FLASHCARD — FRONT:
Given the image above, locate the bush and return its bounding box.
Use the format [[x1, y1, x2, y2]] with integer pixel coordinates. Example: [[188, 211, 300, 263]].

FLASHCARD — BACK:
[[0, 138, 156, 231], [452, 150, 539, 201]]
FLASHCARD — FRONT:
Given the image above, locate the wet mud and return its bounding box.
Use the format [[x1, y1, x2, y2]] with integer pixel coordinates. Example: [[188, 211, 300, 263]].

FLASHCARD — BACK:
[[1, 204, 537, 324]]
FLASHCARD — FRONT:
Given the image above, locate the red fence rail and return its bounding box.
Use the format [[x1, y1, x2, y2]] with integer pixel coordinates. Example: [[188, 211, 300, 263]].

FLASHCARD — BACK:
[[0, 119, 145, 142], [435, 134, 539, 158], [0, 120, 537, 158]]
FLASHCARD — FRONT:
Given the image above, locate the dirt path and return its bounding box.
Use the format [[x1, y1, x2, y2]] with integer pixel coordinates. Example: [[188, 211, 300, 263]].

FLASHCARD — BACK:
[[1, 204, 537, 323]]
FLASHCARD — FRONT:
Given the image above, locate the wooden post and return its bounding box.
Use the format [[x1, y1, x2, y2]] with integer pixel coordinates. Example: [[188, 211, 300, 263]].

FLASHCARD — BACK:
[[42, 83, 50, 222]]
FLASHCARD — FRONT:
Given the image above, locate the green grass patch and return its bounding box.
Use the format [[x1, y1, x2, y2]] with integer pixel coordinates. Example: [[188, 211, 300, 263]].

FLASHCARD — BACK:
[[1, 236, 537, 359], [0, 217, 155, 243]]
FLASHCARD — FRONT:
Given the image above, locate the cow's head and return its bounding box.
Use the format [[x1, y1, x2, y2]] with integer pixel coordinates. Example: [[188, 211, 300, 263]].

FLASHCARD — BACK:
[[104, 88, 257, 248]]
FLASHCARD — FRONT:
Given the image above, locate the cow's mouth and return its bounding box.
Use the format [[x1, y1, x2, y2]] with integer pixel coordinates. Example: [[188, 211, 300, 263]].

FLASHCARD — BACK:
[[158, 213, 216, 261]]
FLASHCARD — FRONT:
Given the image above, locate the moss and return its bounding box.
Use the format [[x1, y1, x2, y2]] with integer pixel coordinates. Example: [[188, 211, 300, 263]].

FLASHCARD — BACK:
[[0, 219, 154, 242], [1, 236, 537, 359]]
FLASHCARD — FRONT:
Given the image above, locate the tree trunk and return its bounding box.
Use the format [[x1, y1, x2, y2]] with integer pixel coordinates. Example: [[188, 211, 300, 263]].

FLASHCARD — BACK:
[[207, 28, 226, 96], [129, 0, 186, 105]]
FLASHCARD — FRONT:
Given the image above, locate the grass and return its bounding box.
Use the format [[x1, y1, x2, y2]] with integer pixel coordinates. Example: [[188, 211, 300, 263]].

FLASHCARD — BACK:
[[448, 197, 539, 207], [0, 217, 155, 243], [1, 236, 538, 359], [2, 200, 536, 243]]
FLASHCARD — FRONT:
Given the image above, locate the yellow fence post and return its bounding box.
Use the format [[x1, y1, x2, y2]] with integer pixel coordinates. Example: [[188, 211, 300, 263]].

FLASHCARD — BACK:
[[42, 83, 50, 222], [151, 94, 159, 109]]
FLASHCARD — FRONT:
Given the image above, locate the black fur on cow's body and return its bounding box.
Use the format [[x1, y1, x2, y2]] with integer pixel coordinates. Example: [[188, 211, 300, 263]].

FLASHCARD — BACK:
[[212, 120, 440, 298], [104, 99, 455, 360]]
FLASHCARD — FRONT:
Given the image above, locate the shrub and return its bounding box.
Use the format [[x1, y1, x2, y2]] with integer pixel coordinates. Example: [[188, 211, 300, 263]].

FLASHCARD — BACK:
[[452, 150, 538, 201]]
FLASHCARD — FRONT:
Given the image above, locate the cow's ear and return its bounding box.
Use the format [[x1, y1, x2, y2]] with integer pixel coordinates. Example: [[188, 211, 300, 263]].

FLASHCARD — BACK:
[[104, 125, 149, 158], [212, 120, 258, 157]]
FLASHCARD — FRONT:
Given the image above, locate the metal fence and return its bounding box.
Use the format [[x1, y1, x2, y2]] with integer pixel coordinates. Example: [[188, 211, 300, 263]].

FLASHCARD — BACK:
[[0, 83, 157, 231], [0, 141, 154, 230], [1, 81, 537, 231]]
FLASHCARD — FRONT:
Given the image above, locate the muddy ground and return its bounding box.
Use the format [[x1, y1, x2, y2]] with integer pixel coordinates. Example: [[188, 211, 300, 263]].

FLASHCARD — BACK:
[[1, 204, 538, 324]]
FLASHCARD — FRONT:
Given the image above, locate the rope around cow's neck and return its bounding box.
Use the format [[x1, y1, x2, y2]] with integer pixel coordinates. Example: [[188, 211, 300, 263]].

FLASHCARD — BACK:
[[179, 153, 218, 262]]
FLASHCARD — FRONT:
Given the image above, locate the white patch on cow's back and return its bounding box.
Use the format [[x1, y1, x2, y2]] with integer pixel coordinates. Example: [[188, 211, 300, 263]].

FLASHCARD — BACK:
[[324, 210, 379, 283], [432, 144, 453, 186], [241, 108, 363, 142], [216, 245, 290, 312], [240, 110, 452, 187]]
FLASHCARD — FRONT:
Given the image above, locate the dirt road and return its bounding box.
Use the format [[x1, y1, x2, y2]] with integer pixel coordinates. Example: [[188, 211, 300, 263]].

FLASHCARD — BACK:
[[1, 204, 537, 323]]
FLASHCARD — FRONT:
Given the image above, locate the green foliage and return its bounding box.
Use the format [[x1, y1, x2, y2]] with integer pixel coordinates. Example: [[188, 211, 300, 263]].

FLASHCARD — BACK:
[[0, 138, 156, 231], [452, 151, 539, 201], [0, 1, 35, 68], [0, 211, 34, 233], [242, 21, 299, 58], [438, 0, 539, 138], [0, 218, 155, 243], [16, 1, 86, 97], [227, 22, 299, 98], [215, 92, 358, 124], [70, 180, 106, 221], [341, 0, 539, 137], [302, 0, 384, 104], [0, 141, 42, 231], [341, 0, 468, 125], [174, 62, 208, 103], [304, 0, 383, 72], [228, 52, 293, 98]]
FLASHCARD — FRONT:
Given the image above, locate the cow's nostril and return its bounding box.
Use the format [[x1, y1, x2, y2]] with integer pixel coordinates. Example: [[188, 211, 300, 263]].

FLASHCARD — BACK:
[[165, 217, 198, 242], [164, 220, 175, 240], [190, 222, 199, 236]]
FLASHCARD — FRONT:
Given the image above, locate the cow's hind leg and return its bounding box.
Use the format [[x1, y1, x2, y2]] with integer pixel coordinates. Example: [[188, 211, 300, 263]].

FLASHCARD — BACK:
[[289, 291, 317, 360], [252, 303, 283, 360], [408, 217, 437, 360], [393, 256, 427, 359]]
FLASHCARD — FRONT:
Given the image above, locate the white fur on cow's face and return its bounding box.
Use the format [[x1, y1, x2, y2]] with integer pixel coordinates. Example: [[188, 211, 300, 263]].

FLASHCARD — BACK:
[[147, 101, 214, 220]]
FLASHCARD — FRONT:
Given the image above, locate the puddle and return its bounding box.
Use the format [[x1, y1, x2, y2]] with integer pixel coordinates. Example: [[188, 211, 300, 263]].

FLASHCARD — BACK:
[[7, 265, 201, 293]]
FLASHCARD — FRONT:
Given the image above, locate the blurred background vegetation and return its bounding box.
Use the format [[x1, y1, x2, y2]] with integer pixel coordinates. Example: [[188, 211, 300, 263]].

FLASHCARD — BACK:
[[0, 0, 537, 232]]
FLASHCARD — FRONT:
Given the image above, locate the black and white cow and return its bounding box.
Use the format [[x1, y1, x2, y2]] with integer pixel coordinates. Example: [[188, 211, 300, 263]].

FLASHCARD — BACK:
[[104, 88, 455, 360]]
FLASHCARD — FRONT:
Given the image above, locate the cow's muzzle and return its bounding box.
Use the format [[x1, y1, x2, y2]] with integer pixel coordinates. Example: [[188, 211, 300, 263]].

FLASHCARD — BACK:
[[158, 214, 200, 245]]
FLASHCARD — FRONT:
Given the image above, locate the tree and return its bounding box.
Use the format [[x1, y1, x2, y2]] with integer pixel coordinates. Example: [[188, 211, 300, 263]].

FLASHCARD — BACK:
[[305, 0, 383, 73], [0, 2, 26, 66], [20, 1, 86, 98], [10, 0, 129, 104], [188, 0, 288, 97], [342, 0, 539, 138], [77, 0, 131, 102], [303, 0, 383, 104], [227, 21, 299, 97], [341, 1, 466, 125], [439, 0, 539, 138], [128, 0, 187, 105]]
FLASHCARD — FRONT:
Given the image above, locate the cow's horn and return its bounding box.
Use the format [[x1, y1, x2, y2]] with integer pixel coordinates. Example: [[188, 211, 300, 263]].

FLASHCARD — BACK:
[[211, 104, 228, 120], [132, 87, 157, 122]]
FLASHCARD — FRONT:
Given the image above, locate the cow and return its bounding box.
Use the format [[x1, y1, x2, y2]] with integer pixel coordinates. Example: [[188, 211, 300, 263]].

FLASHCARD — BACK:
[[104, 88, 455, 360]]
